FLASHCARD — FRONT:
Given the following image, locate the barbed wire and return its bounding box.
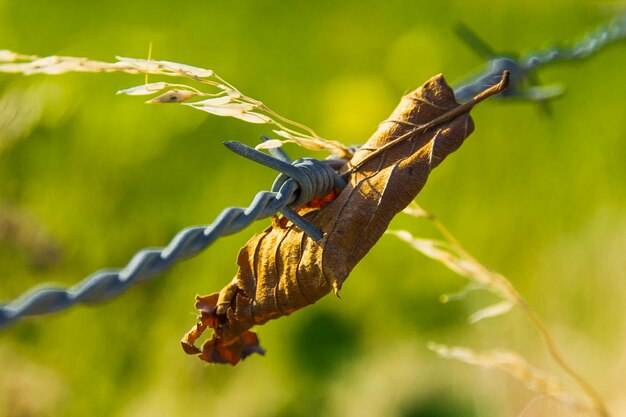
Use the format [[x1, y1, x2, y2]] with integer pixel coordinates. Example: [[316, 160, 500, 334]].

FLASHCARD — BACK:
[[524, 14, 626, 69], [1, 15, 624, 328], [453, 14, 626, 102], [0, 143, 345, 328]]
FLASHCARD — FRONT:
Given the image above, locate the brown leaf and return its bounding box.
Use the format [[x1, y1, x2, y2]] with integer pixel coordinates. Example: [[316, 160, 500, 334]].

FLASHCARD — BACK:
[[182, 72, 508, 365]]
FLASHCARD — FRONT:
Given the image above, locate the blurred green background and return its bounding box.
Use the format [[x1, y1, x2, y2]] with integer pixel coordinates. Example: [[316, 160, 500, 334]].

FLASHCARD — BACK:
[[1, 0, 625, 416]]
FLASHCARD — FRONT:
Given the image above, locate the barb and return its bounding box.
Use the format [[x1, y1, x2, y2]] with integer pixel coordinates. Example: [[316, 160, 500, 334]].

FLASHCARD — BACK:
[[454, 14, 626, 102], [0, 143, 345, 328]]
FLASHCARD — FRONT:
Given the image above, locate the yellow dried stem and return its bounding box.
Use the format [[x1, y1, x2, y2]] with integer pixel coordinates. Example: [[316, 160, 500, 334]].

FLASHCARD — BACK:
[[396, 202, 610, 417], [0, 50, 350, 156], [428, 343, 594, 413]]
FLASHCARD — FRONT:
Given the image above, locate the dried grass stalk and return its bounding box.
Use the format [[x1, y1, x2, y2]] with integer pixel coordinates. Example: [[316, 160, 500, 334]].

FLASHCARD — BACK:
[[428, 343, 593, 412], [390, 203, 610, 417], [0, 50, 350, 157]]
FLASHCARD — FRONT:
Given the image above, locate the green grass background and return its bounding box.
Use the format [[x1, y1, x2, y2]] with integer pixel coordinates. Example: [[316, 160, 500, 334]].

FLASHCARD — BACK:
[[1, 1, 625, 416]]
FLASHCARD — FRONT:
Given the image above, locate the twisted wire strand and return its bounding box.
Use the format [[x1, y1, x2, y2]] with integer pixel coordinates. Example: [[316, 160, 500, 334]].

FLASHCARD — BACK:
[[0, 157, 342, 328], [272, 158, 346, 207], [454, 14, 626, 102], [523, 14, 626, 69]]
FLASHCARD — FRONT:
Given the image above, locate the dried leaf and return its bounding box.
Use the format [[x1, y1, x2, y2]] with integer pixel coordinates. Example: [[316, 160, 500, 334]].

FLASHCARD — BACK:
[[182, 73, 508, 364]]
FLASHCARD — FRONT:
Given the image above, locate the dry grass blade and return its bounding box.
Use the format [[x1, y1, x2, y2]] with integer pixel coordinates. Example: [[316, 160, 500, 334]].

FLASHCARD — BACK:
[[428, 343, 594, 413], [391, 202, 610, 417], [386, 229, 517, 307], [0, 50, 351, 157], [468, 300, 516, 323], [519, 396, 594, 417]]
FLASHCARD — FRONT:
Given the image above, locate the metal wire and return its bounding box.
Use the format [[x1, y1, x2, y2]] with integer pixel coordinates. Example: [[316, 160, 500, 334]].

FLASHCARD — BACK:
[[523, 14, 626, 70], [0, 148, 344, 328], [454, 14, 626, 102]]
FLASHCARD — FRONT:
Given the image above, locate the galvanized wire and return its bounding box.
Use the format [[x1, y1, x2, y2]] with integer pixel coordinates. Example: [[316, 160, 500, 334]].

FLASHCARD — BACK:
[[523, 14, 626, 70], [454, 14, 626, 102], [0, 150, 344, 328]]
